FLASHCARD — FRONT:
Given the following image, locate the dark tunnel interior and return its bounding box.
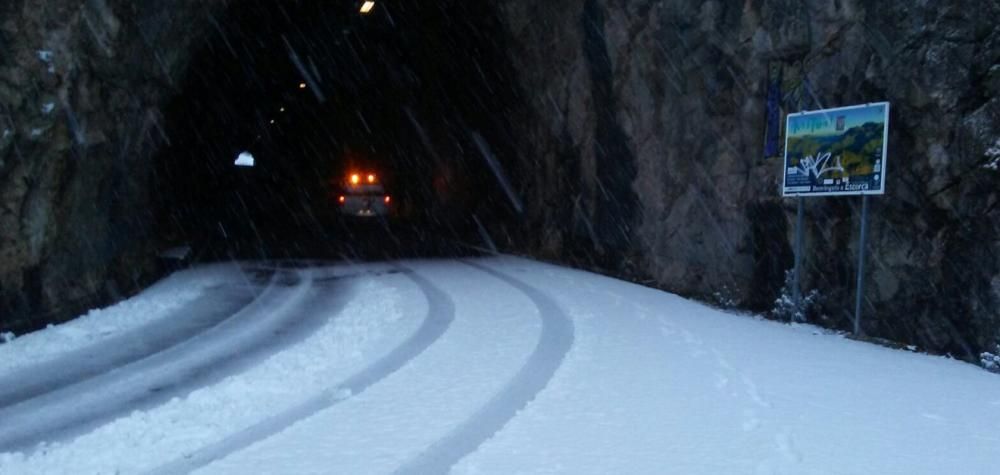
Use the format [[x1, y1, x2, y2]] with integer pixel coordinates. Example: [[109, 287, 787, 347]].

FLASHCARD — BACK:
[[156, 0, 523, 261]]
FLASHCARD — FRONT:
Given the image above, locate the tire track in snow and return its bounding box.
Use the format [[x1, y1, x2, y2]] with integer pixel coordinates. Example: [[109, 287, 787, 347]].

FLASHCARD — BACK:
[[145, 266, 455, 475], [0, 269, 331, 453], [393, 260, 575, 475], [0, 287, 257, 409]]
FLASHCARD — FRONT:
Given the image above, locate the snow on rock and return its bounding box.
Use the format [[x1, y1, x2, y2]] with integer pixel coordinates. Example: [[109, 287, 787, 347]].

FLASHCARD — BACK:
[[984, 138, 1000, 170], [158, 245, 192, 260], [983, 347, 1000, 373]]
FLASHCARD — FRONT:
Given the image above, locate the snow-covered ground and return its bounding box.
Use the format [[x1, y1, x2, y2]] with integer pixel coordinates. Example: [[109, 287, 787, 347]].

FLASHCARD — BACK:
[[0, 263, 246, 376], [1, 257, 998, 475]]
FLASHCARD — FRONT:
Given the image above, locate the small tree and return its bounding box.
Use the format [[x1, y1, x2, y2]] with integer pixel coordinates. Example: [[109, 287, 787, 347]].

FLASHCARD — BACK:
[[711, 285, 740, 310], [772, 269, 818, 323], [982, 344, 1000, 374]]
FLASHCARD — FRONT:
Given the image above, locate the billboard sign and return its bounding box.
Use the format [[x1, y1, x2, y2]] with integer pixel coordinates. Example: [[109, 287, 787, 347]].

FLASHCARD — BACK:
[[782, 102, 889, 197]]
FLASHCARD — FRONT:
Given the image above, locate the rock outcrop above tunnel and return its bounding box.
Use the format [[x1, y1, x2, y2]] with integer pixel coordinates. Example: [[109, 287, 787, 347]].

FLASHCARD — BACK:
[[0, 0, 224, 331], [498, 0, 1000, 359]]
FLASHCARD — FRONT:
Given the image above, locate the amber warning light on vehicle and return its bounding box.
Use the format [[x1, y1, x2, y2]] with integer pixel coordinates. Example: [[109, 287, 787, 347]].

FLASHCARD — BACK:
[[350, 174, 360, 185]]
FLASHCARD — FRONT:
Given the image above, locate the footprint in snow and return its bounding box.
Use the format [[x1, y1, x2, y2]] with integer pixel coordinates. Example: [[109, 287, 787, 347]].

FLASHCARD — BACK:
[[742, 409, 760, 432], [921, 413, 946, 423], [681, 329, 702, 346], [741, 374, 771, 408], [711, 348, 733, 370], [775, 429, 803, 463], [658, 321, 677, 337]]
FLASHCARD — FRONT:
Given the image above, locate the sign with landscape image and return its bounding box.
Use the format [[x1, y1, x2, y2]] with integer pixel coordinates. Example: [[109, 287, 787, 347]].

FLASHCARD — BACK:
[[782, 102, 889, 196]]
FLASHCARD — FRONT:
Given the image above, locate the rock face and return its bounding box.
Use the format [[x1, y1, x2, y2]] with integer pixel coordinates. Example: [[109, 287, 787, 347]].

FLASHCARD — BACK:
[[497, 0, 1000, 359], [1, 0, 997, 363], [0, 0, 225, 331]]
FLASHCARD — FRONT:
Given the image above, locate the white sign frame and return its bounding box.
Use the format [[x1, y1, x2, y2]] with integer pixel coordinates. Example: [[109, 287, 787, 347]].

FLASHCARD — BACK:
[[781, 102, 890, 197]]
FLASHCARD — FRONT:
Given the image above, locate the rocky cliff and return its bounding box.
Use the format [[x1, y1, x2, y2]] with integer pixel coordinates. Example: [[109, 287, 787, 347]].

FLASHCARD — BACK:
[[0, 0, 225, 331], [498, 0, 1000, 359], [2, 0, 998, 363]]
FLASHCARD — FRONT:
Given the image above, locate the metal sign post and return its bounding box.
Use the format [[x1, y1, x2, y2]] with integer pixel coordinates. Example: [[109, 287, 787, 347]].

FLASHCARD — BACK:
[[792, 195, 804, 316], [853, 195, 870, 335], [781, 102, 889, 334]]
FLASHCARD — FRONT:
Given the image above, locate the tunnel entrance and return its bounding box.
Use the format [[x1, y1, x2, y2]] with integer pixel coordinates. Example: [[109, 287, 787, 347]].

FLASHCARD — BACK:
[[155, 0, 523, 261]]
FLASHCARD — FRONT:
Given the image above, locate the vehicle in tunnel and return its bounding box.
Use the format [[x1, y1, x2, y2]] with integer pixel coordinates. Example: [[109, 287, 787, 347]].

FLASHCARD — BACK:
[[3, 0, 1000, 471], [336, 171, 392, 218]]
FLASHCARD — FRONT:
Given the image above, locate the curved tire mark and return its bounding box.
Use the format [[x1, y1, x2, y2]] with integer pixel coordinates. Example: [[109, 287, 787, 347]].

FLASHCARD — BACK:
[[393, 260, 574, 475], [0, 287, 257, 409], [0, 270, 316, 453], [145, 265, 455, 475]]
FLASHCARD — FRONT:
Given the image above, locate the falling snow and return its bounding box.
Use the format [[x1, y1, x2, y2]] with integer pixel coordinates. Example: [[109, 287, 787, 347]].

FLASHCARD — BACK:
[[1, 2, 998, 474]]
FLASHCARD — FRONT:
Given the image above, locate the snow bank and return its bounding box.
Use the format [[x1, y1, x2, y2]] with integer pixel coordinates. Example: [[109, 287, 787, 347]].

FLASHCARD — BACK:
[[0, 263, 242, 377], [0, 270, 413, 474]]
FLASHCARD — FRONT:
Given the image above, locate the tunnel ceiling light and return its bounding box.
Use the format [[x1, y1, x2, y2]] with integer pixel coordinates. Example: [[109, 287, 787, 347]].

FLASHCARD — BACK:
[[298, 82, 307, 89], [279, 106, 286, 112], [360, 1, 375, 14], [234, 151, 255, 168]]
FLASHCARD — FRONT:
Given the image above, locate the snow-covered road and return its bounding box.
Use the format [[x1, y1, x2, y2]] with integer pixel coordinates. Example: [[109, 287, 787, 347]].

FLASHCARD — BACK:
[[1, 257, 998, 474]]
